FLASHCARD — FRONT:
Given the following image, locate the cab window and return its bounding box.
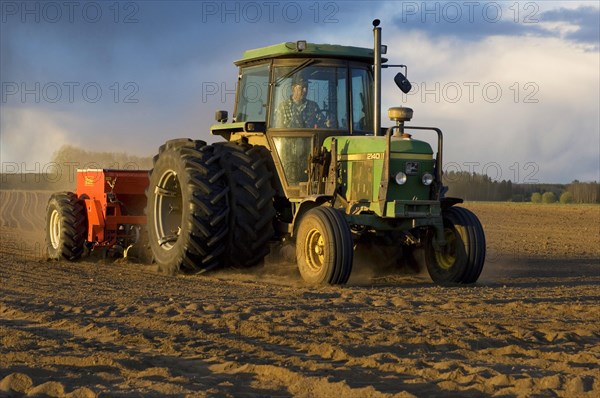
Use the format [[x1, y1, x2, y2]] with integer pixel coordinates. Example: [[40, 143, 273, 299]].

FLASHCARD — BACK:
[[351, 68, 373, 132], [235, 64, 269, 122], [270, 64, 347, 130]]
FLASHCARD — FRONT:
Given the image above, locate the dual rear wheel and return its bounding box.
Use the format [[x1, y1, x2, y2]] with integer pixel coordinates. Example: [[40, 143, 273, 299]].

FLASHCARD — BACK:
[[146, 139, 276, 274]]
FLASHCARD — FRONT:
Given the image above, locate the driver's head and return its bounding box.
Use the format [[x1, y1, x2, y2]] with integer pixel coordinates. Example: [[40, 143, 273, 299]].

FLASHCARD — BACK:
[[291, 75, 308, 103]]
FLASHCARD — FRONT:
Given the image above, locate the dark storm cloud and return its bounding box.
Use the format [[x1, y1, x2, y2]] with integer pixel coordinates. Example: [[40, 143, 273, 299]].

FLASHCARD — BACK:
[[541, 6, 600, 47], [0, 1, 358, 157], [391, 3, 598, 49], [1, 1, 348, 97]]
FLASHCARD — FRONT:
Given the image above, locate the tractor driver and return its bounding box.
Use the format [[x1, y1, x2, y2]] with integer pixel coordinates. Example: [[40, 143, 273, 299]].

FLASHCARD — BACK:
[[274, 74, 324, 129]]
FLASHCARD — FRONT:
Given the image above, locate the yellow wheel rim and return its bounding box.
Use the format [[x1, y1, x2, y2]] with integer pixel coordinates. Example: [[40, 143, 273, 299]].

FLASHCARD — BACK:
[[305, 228, 325, 273], [434, 228, 458, 270]]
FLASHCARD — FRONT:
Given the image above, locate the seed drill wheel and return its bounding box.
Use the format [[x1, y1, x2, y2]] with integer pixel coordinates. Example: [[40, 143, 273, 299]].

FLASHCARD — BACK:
[[215, 141, 275, 268], [425, 206, 486, 284], [125, 226, 154, 264], [146, 139, 229, 274], [46, 192, 87, 261], [296, 206, 353, 285]]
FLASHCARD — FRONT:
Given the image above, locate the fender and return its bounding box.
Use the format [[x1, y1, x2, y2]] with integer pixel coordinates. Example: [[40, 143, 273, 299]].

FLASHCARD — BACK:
[[290, 195, 332, 237], [441, 197, 464, 209]]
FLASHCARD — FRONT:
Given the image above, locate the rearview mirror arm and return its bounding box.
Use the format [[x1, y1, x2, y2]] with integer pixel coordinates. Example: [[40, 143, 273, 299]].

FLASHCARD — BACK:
[[382, 64, 408, 79]]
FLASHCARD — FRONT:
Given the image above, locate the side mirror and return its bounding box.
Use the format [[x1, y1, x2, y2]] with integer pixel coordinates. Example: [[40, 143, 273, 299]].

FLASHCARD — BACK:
[[215, 110, 228, 123], [394, 73, 412, 94]]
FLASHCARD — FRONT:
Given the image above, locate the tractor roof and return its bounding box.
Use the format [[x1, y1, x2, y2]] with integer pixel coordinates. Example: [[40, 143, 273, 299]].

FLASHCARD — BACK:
[[235, 42, 379, 65]]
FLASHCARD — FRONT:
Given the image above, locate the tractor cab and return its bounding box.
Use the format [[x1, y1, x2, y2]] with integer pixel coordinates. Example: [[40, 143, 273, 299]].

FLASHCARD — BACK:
[[212, 42, 377, 198]]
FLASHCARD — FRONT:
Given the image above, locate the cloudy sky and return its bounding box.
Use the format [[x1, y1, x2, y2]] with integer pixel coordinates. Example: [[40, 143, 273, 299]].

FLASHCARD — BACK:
[[1, 0, 599, 183]]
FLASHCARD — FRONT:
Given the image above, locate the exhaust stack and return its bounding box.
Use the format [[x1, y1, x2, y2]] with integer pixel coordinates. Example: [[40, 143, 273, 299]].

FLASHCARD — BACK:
[[373, 19, 382, 136]]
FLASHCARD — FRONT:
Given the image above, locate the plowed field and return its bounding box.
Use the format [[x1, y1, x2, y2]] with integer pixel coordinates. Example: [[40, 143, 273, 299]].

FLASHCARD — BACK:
[[1, 191, 599, 397]]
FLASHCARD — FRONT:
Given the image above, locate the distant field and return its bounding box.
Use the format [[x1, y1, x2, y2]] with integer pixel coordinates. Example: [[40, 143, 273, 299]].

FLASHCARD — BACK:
[[463, 202, 600, 259]]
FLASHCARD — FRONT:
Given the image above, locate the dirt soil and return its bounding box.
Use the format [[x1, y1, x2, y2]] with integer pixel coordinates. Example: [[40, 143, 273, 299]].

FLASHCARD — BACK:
[[1, 191, 599, 397]]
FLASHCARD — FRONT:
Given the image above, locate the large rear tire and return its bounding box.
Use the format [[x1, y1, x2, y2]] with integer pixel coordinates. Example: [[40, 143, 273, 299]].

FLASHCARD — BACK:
[[296, 206, 353, 285], [425, 206, 486, 284], [46, 192, 87, 261], [215, 141, 275, 268], [146, 139, 229, 274]]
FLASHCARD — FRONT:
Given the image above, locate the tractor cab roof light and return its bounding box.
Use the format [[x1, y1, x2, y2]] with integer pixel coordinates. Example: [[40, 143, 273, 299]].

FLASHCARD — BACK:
[[296, 40, 307, 51]]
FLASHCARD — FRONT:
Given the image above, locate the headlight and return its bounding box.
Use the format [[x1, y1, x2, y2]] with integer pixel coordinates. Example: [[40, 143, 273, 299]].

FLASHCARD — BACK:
[[395, 171, 407, 185], [422, 173, 434, 186]]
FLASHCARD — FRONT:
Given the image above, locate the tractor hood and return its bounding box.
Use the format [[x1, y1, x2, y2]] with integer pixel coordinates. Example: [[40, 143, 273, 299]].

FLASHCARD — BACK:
[[323, 135, 434, 159], [323, 135, 436, 206]]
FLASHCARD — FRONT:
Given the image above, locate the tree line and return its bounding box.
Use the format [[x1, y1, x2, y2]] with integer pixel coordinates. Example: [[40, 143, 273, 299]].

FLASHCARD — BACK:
[[51, 145, 153, 170], [444, 171, 600, 203], [1, 145, 153, 191]]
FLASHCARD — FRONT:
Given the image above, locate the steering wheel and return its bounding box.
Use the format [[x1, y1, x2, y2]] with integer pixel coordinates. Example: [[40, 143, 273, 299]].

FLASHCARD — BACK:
[[320, 110, 338, 129]]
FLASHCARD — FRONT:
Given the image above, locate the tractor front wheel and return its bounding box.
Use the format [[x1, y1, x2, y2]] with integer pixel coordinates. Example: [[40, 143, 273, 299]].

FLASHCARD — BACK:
[[296, 207, 353, 285], [146, 139, 229, 274], [425, 206, 486, 284], [46, 192, 87, 261]]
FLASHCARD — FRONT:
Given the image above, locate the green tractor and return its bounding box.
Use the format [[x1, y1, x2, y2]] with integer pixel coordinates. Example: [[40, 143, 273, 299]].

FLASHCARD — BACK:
[[146, 20, 485, 285]]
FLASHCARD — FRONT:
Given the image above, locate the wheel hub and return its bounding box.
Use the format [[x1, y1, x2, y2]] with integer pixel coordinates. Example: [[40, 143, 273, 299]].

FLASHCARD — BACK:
[[305, 228, 325, 272], [434, 228, 457, 270]]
